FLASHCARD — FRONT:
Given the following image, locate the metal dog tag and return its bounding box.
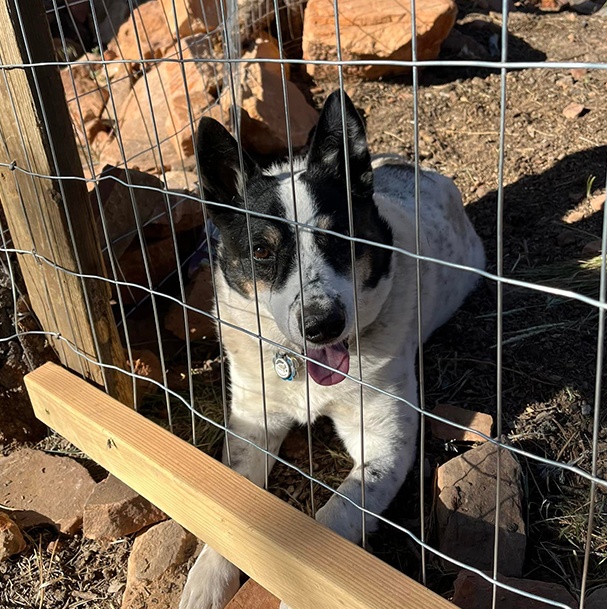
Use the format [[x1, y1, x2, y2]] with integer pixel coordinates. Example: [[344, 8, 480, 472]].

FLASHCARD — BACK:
[[273, 352, 298, 381]]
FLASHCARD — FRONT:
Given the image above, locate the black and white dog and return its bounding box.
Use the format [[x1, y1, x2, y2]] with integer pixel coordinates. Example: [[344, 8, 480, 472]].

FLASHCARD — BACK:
[[180, 90, 485, 609]]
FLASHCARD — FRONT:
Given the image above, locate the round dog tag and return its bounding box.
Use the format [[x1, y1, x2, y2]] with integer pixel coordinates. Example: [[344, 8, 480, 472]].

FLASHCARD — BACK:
[[273, 352, 298, 381]]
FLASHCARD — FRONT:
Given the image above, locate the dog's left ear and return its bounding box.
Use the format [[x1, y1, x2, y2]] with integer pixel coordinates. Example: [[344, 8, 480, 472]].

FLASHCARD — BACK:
[[306, 90, 373, 197]]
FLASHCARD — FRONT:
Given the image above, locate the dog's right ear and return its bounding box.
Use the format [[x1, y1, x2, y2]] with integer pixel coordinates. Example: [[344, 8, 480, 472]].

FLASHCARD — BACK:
[[306, 90, 373, 199], [196, 118, 259, 219]]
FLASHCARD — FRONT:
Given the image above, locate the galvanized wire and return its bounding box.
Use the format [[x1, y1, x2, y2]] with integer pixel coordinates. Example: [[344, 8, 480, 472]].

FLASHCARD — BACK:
[[491, 2, 510, 607], [1, 2, 606, 608]]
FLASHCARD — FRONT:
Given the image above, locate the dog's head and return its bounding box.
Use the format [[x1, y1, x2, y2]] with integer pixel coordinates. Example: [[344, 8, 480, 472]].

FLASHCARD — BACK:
[[196, 90, 393, 385]]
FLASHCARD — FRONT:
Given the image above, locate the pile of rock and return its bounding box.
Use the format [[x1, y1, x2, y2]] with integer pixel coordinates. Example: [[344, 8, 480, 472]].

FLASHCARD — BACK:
[[61, 0, 323, 179], [60, 0, 462, 180], [0, 447, 201, 608]]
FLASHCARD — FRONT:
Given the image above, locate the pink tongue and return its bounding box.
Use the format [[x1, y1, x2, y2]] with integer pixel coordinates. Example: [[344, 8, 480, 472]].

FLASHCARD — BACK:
[[306, 342, 350, 386]]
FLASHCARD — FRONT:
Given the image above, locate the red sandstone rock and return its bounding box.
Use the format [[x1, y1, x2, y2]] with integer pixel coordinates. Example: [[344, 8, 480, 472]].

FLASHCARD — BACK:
[[83, 474, 166, 540], [302, 0, 457, 79], [0, 448, 95, 535]]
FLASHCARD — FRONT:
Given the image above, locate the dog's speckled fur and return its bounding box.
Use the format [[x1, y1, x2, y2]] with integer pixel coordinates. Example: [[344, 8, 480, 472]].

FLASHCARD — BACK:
[[180, 91, 485, 609]]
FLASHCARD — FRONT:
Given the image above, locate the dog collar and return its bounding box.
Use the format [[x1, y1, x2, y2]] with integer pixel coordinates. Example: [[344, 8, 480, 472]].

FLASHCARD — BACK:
[[273, 352, 300, 381]]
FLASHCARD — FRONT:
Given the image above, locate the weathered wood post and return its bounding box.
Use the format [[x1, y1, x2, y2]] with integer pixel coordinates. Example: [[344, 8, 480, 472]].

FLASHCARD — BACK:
[[0, 0, 132, 405]]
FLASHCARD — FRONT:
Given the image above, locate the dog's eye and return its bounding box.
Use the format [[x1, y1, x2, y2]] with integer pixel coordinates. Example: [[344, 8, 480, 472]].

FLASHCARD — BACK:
[[253, 246, 272, 260]]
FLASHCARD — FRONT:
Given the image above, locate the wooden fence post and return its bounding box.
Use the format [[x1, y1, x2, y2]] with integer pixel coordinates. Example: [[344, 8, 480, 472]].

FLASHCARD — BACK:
[[0, 0, 132, 405]]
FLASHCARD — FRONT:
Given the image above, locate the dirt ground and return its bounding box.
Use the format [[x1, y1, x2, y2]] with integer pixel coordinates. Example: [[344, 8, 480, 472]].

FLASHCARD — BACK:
[[2, 2, 607, 607]]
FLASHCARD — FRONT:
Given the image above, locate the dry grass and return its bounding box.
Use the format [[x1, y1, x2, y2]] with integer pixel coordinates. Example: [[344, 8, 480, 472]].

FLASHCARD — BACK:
[[0, 530, 131, 609], [146, 383, 227, 458], [513, 255, 604, 300]]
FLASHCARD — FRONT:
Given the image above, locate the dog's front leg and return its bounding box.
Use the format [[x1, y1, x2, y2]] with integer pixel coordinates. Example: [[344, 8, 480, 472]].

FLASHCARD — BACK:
[[277, 389, 419, 609], [180, 408, 291, 609], [317, 384, 419, 544]]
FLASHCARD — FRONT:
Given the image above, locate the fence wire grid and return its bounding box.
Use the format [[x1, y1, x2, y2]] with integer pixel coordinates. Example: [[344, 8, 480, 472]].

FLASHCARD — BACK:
[[0, 0, 606, 608]]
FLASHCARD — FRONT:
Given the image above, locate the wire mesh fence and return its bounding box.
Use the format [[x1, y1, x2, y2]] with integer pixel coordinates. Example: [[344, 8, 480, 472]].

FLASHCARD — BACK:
[[1, 0, 606, 608]]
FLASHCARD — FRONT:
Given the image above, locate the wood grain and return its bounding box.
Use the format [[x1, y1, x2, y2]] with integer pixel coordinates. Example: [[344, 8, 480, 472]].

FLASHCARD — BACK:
[[26, 362, 455, 609], [0, 0, 131, 404]]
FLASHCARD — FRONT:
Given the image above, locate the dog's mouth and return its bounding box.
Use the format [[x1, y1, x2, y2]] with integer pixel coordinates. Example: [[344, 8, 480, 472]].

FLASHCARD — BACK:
[[305, 340, 350, 386]]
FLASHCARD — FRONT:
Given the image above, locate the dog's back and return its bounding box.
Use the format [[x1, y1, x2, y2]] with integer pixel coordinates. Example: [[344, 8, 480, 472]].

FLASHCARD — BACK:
[[372, 155, 485, 345]]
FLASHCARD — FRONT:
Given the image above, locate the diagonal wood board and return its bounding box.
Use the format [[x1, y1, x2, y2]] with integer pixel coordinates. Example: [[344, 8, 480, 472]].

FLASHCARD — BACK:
[[26, 362, 455, 609]]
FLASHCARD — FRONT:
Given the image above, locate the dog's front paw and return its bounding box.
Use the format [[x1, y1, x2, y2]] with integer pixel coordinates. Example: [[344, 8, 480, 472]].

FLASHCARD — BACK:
[[180, 545, 240, 609], [315, 498, 358, 542]]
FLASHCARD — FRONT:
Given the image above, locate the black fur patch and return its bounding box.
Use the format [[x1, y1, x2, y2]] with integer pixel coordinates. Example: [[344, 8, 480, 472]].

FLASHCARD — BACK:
[[302, 174, 393, 288], [302, 90, 393, 287], [215, 175, 297, 297]]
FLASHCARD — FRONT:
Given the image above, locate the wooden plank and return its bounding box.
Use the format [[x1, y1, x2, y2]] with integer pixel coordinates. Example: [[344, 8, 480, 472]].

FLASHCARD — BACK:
[[0, 0, 131, 405], [25, 362, 454, 609]]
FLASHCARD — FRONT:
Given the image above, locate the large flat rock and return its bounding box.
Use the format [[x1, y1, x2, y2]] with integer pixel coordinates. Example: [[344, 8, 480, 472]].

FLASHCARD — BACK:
[[302, 0, 457, 79], [436, 441, 526, 577], [0, 448, 96, 535]]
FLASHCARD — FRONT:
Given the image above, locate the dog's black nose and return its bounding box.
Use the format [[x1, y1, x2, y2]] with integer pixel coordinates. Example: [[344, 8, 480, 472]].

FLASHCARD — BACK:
[[299, 303, 346, 344]]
